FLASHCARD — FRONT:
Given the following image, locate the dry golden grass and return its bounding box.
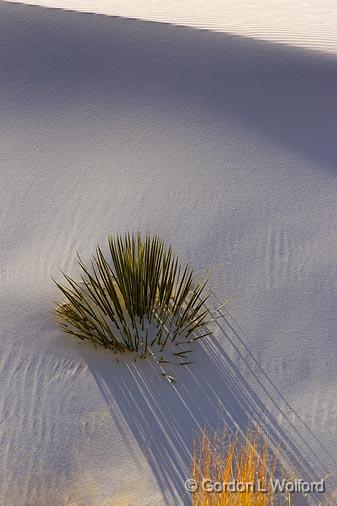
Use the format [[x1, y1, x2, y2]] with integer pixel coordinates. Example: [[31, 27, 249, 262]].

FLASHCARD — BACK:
[[192, 427, 290, 506], [192, 427, 337, 506]]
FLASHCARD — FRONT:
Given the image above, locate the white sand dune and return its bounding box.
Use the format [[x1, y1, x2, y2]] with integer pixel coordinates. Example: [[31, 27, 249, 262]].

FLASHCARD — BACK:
[[1, 1, 337, 505], [5, 0, 337, 53]]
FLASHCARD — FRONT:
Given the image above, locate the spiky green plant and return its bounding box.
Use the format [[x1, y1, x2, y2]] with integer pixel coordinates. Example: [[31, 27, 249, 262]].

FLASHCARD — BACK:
[[54, 233, 212, 361]]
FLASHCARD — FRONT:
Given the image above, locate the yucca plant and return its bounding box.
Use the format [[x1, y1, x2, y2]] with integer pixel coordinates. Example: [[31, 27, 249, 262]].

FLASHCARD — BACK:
[[54, 233, 212, 370]]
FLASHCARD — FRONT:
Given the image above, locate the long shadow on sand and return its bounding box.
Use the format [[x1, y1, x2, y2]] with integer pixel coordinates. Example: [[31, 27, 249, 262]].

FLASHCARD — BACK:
[[83, 300, 333, 505]]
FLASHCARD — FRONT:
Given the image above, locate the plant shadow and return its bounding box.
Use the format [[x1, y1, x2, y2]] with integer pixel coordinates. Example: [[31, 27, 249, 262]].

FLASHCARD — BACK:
[[82, 303, 333, 505]]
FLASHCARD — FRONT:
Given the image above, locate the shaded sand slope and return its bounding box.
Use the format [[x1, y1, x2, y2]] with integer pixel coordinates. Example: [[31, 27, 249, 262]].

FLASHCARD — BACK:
[[0, 2, 337, 504]]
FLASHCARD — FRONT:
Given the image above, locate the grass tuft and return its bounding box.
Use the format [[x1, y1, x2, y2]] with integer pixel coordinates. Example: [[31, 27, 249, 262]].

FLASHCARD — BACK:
[[192, 427, 290, 506], [192, 427, 337, 505]]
